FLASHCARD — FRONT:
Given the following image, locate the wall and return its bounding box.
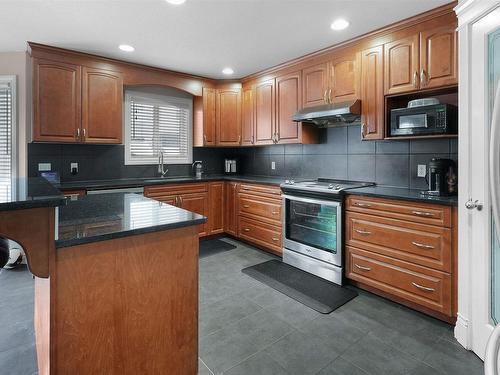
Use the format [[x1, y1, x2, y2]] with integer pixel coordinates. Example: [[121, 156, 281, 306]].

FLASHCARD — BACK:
[[226, 124, 458, 190], [0, 52, 28, 177]]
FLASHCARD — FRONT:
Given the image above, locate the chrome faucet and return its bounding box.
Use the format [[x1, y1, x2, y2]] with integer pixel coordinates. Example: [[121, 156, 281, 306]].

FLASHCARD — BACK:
[[158, 151, 168, 177]]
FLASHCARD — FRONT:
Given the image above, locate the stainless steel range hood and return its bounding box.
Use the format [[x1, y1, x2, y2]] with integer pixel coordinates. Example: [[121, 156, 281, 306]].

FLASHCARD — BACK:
[[292, 99, 361, 127]]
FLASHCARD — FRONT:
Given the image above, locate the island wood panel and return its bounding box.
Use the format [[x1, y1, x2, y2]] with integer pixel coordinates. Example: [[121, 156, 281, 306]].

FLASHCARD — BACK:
[[44, 226, 199, 375], [241, 87, 255, 145], [255, 79, 275, 145], [0, 207, 54, 278], [82, 67, 123, 144], [360, 45, 384, 140], [33, 59, 81, 142]]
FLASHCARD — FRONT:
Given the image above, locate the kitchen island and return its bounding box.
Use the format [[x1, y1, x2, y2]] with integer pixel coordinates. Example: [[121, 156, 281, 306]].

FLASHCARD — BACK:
[[0, 180, 206, 375]]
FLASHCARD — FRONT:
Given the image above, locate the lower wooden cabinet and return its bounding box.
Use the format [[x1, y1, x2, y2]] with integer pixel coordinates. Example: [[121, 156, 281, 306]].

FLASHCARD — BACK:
[[239, 216, 282, 255], [208, 182, 224, 234], [345, 194, 457, 322], [224, 181, 239, 236]]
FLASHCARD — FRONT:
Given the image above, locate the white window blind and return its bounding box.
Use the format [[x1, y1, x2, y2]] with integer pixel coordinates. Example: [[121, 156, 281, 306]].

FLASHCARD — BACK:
[[125, 91, 192, 165], [0, 77, 15, 202]]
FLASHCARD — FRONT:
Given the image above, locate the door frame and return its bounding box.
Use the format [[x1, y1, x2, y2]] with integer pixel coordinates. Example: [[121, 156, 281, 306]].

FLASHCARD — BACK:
[[455, 0, 500, 359]]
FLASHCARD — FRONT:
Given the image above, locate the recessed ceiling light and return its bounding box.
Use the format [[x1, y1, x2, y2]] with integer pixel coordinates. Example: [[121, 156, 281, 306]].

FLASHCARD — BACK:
[[166, 0, 186, 4], [330, 18, 350, 31], [222, 67, 234, 75], [119, 44, 135, 52]]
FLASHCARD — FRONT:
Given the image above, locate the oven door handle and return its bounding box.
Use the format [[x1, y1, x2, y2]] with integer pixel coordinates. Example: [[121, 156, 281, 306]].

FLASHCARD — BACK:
[[282, 194, 342, 207]]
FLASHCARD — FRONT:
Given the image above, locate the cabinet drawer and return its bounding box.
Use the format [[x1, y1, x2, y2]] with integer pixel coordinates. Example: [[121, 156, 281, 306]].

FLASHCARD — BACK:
[[346, 246, 452, 316], [346, 195, 451, 227], [239, 217, 282, 255], [238, 194, 281, 224], [144, 183, 208, 197], [238, 183, 281, 199], [346, 212, 451, 272]]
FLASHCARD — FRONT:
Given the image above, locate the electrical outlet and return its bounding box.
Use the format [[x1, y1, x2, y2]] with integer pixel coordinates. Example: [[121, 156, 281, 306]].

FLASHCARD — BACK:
[[417, 164, 427, 177], [38, 163, 51, 172], [70, 162, 79, 175], [271, 161, 276, 170]]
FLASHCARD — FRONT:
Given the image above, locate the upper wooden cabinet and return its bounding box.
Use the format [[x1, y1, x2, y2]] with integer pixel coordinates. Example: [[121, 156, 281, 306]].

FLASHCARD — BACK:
[[202, 88, 216, 146], [385, 25, 457, 95], [33, 59, 81, 142], [275, 72, 302, 144], [302, 63, 329, 108], [361, 46, 384, 140], [329, 53, 359, 103], [420, 25, 458, 89], [241, 87, 255, 146], [82, 67, 123, 144], [32, 58, 123, 144], [216, 88, 241, 146], [255, 79, 275, 145]]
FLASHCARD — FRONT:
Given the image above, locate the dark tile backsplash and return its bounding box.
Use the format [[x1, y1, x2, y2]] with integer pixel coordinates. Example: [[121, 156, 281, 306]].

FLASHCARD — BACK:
[[28, 124, 458, 189]]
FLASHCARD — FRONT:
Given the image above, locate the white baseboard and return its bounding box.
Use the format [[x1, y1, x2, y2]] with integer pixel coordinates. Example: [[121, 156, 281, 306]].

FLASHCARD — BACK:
[[455, 313, 471, 350]]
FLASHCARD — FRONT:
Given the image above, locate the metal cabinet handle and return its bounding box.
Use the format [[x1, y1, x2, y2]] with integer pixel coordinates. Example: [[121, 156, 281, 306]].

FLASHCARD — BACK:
[[412, 282, 435, 292], [465, 199, 483, 211], [76, 128, 80, 139], [243, 228, 250, 232], [203, 134, 207, 144], [411, 241, 434, 249], [323, 89, 328, 103], [361, 123, 366, 137], [413, 71, 419, 88], [420, 69, 427, 87], [251, 135, 254, 144], [354, 229, 372, 235], [354, 202, 372, 208], [412, 211, 434, 217], [272, 211, 279, 215], [354, 264, 371, 271], [242, 187, 250, 191], [243, 204, 250, 208], [82, 128, 86, 138], [178, 196, 183, 206], [328, 88, 332, 104], [238, 135, 241, 143], [272, 237, 279, 242]]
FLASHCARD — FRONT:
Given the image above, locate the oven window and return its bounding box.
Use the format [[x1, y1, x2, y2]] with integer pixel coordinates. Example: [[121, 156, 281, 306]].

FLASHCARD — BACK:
[[286, 199, 338, 253], [399, 113, 427, 129]]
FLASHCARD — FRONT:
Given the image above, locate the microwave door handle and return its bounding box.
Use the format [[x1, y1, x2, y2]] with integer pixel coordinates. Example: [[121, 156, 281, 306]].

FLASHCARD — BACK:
[[490, 81, 500, 238]]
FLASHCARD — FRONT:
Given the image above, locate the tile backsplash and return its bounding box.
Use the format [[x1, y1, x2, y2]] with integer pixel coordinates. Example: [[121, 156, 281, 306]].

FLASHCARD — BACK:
[[28, 124, 457, 190]]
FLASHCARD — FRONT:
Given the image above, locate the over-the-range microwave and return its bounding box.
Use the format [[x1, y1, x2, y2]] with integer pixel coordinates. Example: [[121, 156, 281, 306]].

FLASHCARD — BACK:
[[389, 103, 457, 137]]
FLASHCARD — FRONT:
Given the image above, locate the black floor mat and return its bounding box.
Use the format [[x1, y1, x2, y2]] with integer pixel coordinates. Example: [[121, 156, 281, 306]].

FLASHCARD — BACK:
[[242, 260, 357, 314], [199, 238, 236, 258]]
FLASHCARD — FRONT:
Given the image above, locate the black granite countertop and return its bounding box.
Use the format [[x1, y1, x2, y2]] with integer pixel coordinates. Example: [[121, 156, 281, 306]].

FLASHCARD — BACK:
[[56, 193, 207, 248], [57, 175, 285, 191], [0, 177, 66, 211], [346, 186, 458, 206]]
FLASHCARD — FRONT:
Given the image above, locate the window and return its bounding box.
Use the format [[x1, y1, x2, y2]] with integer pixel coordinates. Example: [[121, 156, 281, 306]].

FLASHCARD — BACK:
[[0, 76, 16, 201], [124, 90, 192, 165]]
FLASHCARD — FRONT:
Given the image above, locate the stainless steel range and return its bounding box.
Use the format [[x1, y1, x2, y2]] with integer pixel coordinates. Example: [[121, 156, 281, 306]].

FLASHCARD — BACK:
[[281, 178, 374, 285]]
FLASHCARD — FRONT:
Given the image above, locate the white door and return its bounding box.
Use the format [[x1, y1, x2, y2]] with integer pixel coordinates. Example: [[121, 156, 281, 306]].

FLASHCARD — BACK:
[[457, 2, 500, 359]]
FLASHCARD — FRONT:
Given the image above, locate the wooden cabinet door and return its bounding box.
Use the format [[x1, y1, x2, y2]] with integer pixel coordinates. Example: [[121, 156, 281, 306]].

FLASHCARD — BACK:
[[420, 26, 457, 89], [208, 182, 224, 235], [275, 71, 302, 144], [330, 54, 359, 103], [302, 63, 329, 108], [361, 45, 384, 140], [384, 34, 420, 95], [216, 88, 241, 146], [241, 87, 255, 146], [202, 87, 216, 146], [255, 79, 275, 145], [33, 59, 81, 142], [224, 182, 238, 236], [179, 192, 208, 237], [82, 67, 123, 144]]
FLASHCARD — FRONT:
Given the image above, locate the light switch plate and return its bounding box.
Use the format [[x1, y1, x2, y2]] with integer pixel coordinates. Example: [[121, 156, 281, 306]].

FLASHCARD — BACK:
[[271, 161, 276, 170], [417, 164, 427, 177], [38, 163, 51, 172], [70, 162, 78, 173]]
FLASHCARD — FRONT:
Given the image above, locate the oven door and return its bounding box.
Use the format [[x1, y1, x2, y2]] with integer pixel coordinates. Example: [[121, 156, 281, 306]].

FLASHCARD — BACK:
[[282, 194, 342, 267]]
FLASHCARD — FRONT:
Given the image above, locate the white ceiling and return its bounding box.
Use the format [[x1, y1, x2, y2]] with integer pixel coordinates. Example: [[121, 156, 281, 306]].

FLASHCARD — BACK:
[[0, 0, 452, 79]]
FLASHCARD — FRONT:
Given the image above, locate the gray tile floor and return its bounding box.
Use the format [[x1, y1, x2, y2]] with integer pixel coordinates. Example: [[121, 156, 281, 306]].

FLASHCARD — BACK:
[[0, 238, 484, 375]]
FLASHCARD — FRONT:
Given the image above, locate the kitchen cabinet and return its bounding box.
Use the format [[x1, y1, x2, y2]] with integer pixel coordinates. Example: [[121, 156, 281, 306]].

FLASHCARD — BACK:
[[302, 63, 329, 108], [82, 67, 123, 144], [178, 193, 209, 237], [216, 88, 241, 146], [275, 72, 302, 144], [208, 182, 224, 234], [33, 59, 81, 142], [32, 58, 123, 144], [345, 195, 456, 322], [241, 87, 255, 146], [255, 79, 275, 145], [384, 25, 457, 95], [224, 181, 239, 236], [360, 45, 384, 140], [329, 53, 359, 103], [202, 88, 216, 146]]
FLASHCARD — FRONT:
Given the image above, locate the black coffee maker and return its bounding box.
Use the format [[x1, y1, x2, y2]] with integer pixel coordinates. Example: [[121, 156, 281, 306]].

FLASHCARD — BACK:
[[423, 158, 457, 196]]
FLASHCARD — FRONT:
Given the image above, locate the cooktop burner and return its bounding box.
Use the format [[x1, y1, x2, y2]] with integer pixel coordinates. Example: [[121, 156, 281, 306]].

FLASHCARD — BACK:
[[280, 178, 375, 198]]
